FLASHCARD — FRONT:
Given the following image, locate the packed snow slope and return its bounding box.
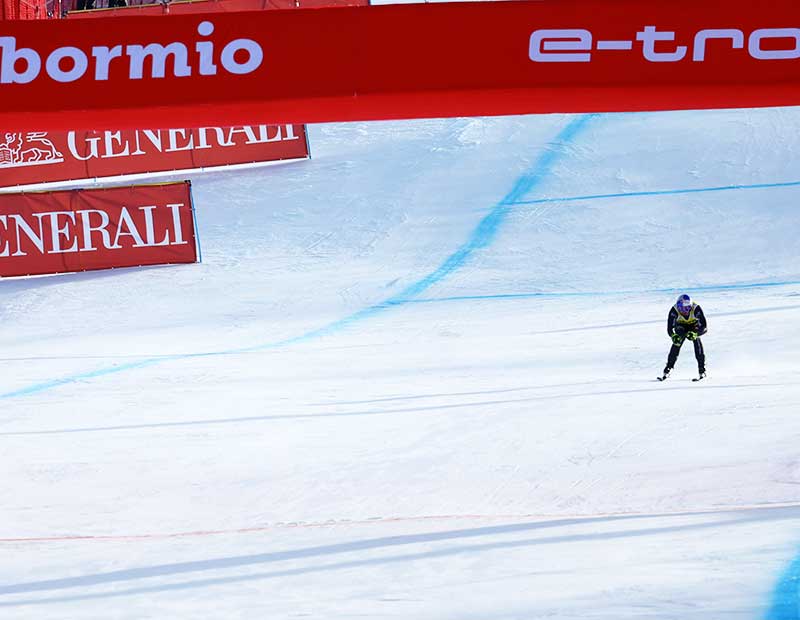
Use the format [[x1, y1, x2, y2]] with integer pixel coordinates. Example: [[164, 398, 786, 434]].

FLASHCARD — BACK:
[[2, 108, 800, 619]]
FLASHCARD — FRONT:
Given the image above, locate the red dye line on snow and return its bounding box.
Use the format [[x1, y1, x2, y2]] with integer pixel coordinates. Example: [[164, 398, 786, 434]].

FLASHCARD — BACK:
[[3, 502, 799, 544]]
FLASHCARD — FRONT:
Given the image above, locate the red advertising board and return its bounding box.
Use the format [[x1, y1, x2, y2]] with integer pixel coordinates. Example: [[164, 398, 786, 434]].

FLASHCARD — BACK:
[[0, 181, 197, 277], [1, 0, 45, 19], [3, 0, 800, 132], [0, 124, 307, 188], [63, 0, 368, 18]]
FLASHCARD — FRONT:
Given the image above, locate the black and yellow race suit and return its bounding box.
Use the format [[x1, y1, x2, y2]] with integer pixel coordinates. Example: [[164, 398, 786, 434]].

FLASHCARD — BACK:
[[665, 303, 707, 373]]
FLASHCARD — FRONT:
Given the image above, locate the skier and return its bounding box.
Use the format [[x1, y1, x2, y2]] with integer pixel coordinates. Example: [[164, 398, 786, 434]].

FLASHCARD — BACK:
[[658, 293, 707, 382]]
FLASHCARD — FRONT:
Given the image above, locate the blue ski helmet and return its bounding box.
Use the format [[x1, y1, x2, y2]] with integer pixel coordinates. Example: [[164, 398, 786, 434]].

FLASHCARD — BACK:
[[676, 294, 692, 315]]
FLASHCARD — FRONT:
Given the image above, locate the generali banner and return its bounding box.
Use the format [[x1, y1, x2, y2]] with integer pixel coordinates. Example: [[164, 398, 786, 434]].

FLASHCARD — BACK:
[[0, 125, 307, 188], [3, 0, 800, 131], [0, 181, 197, 277]]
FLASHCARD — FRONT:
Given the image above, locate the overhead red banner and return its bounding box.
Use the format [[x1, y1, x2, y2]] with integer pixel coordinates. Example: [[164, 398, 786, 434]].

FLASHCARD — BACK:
[[0, 124, 307, 188], [0, 182, 198, 277], [3, 0, 800, 131]]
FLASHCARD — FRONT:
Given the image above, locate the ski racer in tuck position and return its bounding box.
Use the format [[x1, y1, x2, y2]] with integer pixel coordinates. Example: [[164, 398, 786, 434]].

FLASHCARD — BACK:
[[658, 294, 707, 382]]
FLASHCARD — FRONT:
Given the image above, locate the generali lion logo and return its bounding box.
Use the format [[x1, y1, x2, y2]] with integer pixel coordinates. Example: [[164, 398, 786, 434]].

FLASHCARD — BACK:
[[0, 132, 64, 168]]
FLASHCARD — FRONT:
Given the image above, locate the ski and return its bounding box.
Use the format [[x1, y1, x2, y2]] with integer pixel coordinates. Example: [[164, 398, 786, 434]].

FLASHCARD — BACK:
[[658, 374, 705, 382]]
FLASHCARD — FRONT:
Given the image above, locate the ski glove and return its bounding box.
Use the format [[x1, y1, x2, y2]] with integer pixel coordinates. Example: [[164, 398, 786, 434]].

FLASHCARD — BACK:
[[671, 333, 683, 345], [686, 332, 698, 341]]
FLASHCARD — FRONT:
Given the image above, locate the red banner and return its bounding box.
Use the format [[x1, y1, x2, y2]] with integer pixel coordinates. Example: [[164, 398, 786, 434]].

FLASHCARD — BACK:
[[1, 0, 46, 20], [0, 124, 307, 188], [3, 0, 800, 132], [0, 181, 197, 277], [63, 0, 368, 19]]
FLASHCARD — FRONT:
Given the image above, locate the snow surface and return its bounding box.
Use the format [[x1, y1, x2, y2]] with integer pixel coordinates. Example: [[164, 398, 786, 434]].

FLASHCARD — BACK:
[[1, 109, 800, 619]]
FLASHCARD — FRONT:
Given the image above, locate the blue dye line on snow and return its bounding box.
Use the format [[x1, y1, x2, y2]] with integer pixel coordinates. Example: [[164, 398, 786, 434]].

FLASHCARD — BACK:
[[767, 551, 800, 620], [398, 280, 800, 305], [0, 114, 597, 400], [508, 179, 800, 207], [379, 114, 598, 304]]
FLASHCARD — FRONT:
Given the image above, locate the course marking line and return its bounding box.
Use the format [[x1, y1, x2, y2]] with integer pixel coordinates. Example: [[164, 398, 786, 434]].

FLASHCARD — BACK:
[[767, 550, 800, 620], [2, 501, 798, 544], [400, 280, 800, 305], [508, 179, 800, 207], [0, 115, 596, 400]]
